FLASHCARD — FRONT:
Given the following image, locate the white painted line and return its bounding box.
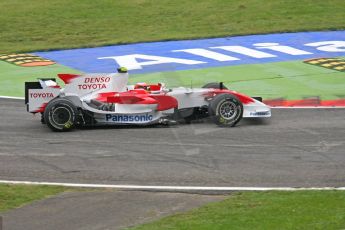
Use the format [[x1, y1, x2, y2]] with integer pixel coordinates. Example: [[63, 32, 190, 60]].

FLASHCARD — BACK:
[[0, 180, 344, 191], [271, 106, 345, 109], [0, 95, 24, 100]]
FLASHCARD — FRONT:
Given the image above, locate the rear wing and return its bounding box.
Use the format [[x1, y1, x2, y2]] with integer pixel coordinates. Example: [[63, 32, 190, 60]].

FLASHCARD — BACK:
[[25, 78, 60, 113], [59, 72, 129, 97], [25, 67, 129, 113]]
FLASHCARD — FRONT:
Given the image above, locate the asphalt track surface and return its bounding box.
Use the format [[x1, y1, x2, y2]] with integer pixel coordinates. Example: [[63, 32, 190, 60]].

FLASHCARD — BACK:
[[1, 98, 345, 188]]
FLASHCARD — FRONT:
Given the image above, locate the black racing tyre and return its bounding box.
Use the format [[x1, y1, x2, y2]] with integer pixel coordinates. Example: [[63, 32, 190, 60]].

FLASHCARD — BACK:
[[43, 98, 78, 132], [202, 82, 228, 90], [208, 94, 243, 127]]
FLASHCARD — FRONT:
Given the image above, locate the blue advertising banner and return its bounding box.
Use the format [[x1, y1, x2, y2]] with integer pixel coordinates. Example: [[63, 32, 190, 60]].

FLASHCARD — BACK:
[[36, 31, 345, 74]]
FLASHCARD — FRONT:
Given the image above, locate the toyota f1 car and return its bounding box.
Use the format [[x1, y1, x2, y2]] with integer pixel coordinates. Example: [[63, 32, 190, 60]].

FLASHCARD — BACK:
[[25, 67, 271, 131]]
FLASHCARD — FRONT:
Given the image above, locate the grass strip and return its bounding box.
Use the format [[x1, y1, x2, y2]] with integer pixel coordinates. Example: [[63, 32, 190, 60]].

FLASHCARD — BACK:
[[131, 191, 345, 230], [1, 0, 344, 53], [0, 184, 71, 212]]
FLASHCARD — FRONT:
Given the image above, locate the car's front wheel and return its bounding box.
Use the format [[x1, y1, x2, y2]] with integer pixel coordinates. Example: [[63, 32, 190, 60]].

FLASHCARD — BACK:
[[44, 98, 77, 132], [208, 94, 243, 127]]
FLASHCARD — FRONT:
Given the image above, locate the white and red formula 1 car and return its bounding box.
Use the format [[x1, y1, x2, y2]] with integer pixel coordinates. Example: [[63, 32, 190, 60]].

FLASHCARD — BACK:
[[25, 67, 271, 131]]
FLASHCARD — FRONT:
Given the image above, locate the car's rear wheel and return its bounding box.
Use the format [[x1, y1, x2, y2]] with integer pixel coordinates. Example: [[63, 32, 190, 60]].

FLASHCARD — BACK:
[[202, 82, 228, 90], [208, 94, 243, 127], [44, 98, 77, 132]]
